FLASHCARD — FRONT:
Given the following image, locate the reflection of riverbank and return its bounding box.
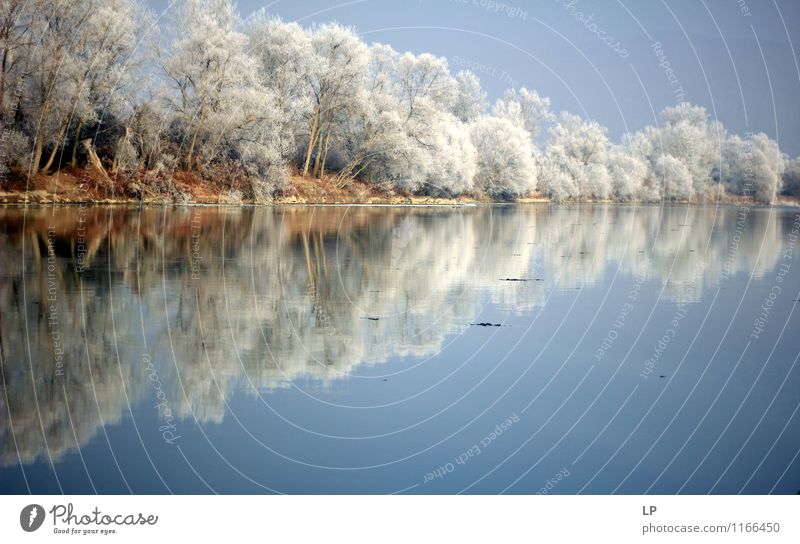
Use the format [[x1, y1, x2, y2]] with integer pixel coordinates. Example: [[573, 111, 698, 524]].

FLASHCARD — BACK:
[[0, 205, 790, 466]]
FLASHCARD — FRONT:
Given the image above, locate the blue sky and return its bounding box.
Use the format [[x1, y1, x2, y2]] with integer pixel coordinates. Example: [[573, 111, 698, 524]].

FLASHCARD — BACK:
[[150, 0, 800, 155]]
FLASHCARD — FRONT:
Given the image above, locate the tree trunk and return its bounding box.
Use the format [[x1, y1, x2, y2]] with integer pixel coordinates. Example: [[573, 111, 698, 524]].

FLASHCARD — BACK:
[[185, 124, 200, 171], [32, 44, 61, 176], [31, 98, 50, 174], [302, 110, 320, 178], [70, 118, 85, 166], [0, 48, 7, 116], [319, 130, 332, 178], [185, 102, 207, 172], [82, 138, 112, 184], [112, 126, 130, 174], [312, 126, 326, 178], [40, 120, 68, 174]]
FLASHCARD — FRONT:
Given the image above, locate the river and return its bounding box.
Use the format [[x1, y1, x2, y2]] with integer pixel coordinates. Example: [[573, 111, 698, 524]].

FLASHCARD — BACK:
[[1, 204, 798, 494]]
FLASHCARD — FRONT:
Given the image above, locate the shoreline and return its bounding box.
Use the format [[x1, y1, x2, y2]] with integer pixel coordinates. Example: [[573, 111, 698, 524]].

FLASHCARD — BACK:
[[1, 194, 797, 208], [1, 170, 797, 208]]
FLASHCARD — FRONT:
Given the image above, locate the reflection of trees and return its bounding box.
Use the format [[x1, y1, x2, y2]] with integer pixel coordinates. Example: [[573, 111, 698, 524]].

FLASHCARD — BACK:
[[0, 204, 787, 465]]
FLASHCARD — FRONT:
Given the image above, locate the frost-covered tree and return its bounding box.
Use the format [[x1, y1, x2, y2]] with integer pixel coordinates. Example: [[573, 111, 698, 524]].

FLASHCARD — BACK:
[[394, 52, 456, 148], [333, 45, 473, 194], [493, 87, 552, 141], [654, 154, 693, 200], [544, 112, 611, 200], [451, 70, 486, 123], [161, 0, 252, 171], [298, 23, 368, 178], [782, 157, 800, 197], [24, 0, 96, 172], [654, 103, 717, 199], [0, 0, 43, 117], [0, 0, 46, 174], [56, 0, 148, 172], [607, 146, 648, 201], [470, 115, 536, 198], [396, 53, 456, 116], [718, 132, 785, 203], [247, 14, 313, 159], [424, 114, 476, 195], [5, 0, 146, 175], [534, 154, 570, 202], [160, 0, 287, 195]]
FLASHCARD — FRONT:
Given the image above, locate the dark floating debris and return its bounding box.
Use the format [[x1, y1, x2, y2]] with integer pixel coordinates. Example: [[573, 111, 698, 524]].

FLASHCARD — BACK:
[[382, 378, 388, 382], [500, 278, 529, 282], [471, 322, 502, 327], [659, 375, 666, 378], [362, 317, 380, 321]]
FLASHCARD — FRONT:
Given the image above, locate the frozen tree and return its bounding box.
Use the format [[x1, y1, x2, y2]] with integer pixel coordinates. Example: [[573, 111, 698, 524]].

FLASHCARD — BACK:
[[326, 43, 413, 189], [607, 146, 649, 201], [470, 115, 536, 198], [161, 0, 252, 171], [356, 109, 427, 190], [54, 0, 148, 172], [5, 0, 149, 176], [0, 0, 43, 118], [160, 0, 287, 194], [654, 154, 692, 200], [537, 153, 578, 202], [0, 0, 43, 174], [655, 103, 717, 199], [782, 157, 800, 197], [451, 70, 487, 123], [298, 23, 368, 178], [544, 112, 611, 200], [118, 101, 166, 173], [23, 0, 96, 173], [719, 132, 785, 203], [246, 14, 313, 162], [396, 53, 456, 116], [335, 45, 469, 193], [618, 105, 722, 202], [746, 133, 785, 203], [394, 52, 457, 149], [549, 112, 609, 167], [424, 114, 476, 195], [493, 87, 552, 141]]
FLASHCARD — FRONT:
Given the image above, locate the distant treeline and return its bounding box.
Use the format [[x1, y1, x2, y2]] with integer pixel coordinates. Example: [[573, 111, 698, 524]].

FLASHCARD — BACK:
[[1, 0, 798, 202]]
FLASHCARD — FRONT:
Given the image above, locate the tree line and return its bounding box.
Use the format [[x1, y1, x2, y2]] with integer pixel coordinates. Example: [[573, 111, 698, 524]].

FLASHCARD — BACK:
[[1, 0, 798, 202]]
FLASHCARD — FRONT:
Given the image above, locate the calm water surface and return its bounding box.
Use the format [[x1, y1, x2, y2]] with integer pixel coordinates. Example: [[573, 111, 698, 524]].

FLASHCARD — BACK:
[[1, 204, 799, 494]]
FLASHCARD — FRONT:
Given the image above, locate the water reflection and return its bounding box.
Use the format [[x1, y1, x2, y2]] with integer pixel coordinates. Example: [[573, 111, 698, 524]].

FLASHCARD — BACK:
[[0, 204, 797, 493]]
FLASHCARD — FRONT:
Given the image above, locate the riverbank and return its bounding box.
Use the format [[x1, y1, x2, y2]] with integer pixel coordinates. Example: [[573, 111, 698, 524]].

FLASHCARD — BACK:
[[0, 167, 795, 206], [0, 168, 495, 206]]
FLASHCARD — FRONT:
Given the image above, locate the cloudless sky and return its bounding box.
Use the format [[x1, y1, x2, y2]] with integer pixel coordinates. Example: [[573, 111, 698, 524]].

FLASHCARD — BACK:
[[149, 0, 800, 156]]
